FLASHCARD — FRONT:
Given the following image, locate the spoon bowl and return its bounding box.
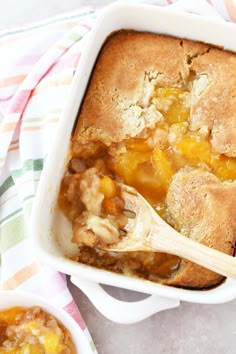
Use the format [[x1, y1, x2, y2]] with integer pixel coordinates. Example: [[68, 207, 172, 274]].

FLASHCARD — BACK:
[[101, 184, 236, 279]]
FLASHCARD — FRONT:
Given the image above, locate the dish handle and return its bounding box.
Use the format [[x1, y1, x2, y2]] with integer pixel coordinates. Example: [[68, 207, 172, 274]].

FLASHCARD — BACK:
[[70, 276, 180, 324], [167, 0, 224, 20]]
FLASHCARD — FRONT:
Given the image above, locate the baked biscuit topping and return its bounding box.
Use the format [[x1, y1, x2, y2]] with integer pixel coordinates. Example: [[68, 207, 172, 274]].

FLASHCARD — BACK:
[[58, 31, 236, 288]]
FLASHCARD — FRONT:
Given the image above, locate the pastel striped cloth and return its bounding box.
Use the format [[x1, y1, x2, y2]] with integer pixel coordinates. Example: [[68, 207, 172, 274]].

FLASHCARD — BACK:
[[0, 0, 235, 351], [0, 6, 99, 352]]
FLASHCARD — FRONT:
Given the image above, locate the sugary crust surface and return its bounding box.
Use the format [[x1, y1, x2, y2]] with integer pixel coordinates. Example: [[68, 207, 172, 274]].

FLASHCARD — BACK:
[[72, 30, 236, 289], [190, 48, 236, 157], [74, 30, 236, 156], [165, 168, 236, 288]]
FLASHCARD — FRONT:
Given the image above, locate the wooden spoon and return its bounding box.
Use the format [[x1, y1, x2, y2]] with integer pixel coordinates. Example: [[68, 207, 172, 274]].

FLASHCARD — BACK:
[[102, 184, 236, 279]]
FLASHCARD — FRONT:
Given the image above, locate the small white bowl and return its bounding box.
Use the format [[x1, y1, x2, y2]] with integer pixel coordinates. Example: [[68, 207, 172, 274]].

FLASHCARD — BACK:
[[0, 290, 94, 354]]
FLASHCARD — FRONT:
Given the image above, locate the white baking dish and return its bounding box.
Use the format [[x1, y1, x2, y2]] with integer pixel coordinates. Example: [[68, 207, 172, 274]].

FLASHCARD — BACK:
[[31, 1, 236, 324], [0, 290, 94, 353]]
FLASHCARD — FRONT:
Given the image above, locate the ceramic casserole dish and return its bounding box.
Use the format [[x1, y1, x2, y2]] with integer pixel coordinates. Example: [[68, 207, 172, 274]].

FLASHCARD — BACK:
[[31, 2, 236, 324]]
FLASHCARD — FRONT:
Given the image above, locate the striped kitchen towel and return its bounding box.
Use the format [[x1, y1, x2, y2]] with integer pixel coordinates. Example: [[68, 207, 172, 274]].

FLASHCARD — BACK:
[[0, 6, 99, 352], [0, 0, 235, 350]]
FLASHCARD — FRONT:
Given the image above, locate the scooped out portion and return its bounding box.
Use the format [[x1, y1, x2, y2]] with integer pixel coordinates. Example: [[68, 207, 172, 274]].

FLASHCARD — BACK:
[[58, 30, 236, 288], [60, 168, 127, 248]]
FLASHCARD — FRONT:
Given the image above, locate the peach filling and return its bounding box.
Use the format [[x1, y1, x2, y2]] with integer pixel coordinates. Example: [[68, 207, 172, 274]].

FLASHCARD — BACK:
[[0, 306, 75, 354], [59, 86, 236, 280], [109, 87, 236, 214], [100, 176, 122, 215]]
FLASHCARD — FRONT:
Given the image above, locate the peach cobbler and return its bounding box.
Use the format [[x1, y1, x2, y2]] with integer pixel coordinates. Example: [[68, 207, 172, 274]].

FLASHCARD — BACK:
[[58, 30, 236, 289], [0, 306, 76, 353]]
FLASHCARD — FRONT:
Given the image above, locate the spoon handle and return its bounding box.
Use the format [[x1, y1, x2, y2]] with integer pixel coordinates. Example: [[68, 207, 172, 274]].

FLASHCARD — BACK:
[[148, 224, 236, 279]]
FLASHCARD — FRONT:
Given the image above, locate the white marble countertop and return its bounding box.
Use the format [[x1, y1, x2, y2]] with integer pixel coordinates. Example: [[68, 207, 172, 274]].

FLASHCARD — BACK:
[[1, 1, 236, 353]]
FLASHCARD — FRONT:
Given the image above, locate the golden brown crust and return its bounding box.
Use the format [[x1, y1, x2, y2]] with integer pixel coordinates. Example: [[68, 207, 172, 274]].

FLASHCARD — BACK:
[[71, 30, 236, 289], [189, 48, 236, 157], [165, 168, 236, 288], [74, 31, 236, 157], [74, 32, 204, 144]]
